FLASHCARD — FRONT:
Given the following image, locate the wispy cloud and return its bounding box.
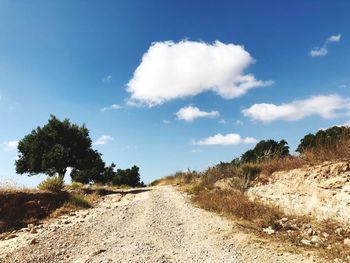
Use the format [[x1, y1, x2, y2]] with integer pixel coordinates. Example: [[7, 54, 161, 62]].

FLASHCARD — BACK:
[[193, 133, 257, 146], [126, 40, 273, 106], [93, 135, 114, 146], [176, 106, 219, 122], [310, 34, 341, 57], [234, 120, 244, 126], [242, 94, 350, 122], [338, 84, 347, 89], [102, 75, 112, 83], [162, 120, 171, 125], [100, 104, 123, 112], [191, 149, 203, 153], [3, 140, 18, 151]]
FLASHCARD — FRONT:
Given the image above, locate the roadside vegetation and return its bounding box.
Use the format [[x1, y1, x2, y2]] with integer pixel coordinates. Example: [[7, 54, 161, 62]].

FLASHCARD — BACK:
[[152, 125, 350, 261]]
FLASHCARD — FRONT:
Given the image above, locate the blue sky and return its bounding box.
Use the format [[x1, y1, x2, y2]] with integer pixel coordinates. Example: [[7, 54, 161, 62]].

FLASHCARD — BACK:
[[0, 0, 349, 186]]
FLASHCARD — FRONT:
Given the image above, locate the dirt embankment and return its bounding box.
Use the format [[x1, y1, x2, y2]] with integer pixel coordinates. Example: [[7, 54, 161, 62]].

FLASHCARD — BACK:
[[248, 161, 350, 225], [0, 191, 69, 233]]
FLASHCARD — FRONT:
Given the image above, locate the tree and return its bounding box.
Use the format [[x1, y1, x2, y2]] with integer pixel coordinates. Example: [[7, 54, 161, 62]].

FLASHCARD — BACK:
[[296, 126, 350, 153], [70, 150, 106, 184], [16, 115, 101, 179], [240, 139, 290, 163]]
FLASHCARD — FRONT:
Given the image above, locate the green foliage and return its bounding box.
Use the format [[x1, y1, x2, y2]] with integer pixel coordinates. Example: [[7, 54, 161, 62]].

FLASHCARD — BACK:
[[241, 139, 290, 163], [70, 181, 83, 189], [70, 151, 106, 184], [296, 126, 350, 153], [68, 194, 90, 208], [37, 176, 64, 192], [16, 115, 102, 178], [112, 165, 142, 187]]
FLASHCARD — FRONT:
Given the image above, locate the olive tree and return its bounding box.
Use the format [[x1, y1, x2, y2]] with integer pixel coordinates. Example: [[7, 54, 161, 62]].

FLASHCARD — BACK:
[[16, 115, 103, 179]]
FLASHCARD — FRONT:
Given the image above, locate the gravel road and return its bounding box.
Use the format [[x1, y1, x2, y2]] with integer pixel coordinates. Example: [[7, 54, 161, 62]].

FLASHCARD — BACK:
[[0, 186, 325, 263]]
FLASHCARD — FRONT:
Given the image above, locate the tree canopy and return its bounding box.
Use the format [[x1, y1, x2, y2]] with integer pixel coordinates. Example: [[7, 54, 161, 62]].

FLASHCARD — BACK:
[[240, 139, 290, 163], [296, 126, 350, 153], [16, 115, 102, 178]]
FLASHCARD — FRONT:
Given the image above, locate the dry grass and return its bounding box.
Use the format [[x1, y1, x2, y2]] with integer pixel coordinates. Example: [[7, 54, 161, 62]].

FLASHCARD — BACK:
[[191, 188, 283, 228], [0, 180, 36, 193]]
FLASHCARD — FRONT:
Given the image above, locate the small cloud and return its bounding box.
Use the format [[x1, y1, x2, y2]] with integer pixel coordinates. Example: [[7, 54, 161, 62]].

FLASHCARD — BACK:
[[310, 34, 341, 57], [327, 34, 341, 43], [3, 140, 18, 151], [176, 105, 220, 122], [234, 120, 244, 126], [93, 135, 114, 146], [162, 120, 171, 125], [310, 47, 328, 57], [193, 133, 257, 146], [242, 94, 350, 122], [102, 75, 112, 83], [338, 84, 347, 89], [100, 104, 123, 112], [219, 119, 227, 124], [191, 149, 203, 153]]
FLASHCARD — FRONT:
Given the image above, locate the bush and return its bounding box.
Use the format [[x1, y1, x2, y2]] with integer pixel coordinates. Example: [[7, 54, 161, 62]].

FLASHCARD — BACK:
[[68, 194, 90, 208], [38, 176, 64, 192], [70, 181, 83, 189]]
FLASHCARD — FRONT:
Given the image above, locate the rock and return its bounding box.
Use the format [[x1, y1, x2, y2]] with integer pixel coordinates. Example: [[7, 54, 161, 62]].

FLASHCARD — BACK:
[[27, 223, 35, 230], [344, 238, 350, 246], [262, 226, 275, 235], [29, 238, 37, 245], [30, 228, 37, 234], [301, 239, 311, 246]]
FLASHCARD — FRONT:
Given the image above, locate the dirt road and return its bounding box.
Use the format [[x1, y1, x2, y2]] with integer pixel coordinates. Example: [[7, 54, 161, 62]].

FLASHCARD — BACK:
[[0, 186, 325, 263]]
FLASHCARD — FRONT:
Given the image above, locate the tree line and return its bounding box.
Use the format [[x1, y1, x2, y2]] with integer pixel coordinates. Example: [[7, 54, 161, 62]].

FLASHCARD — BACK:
[[228, 125, 350, 166], [15, 115, 144, 187]]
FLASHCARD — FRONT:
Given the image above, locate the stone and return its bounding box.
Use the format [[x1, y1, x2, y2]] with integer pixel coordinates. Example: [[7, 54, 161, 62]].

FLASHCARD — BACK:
[[301, 239, 311, 246], [262, 226, 275, 235], [344, 238, 350, 246]]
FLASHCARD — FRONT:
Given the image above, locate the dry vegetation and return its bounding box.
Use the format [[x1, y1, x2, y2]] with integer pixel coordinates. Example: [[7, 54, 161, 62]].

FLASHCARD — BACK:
[[151, 139, 350, 261]]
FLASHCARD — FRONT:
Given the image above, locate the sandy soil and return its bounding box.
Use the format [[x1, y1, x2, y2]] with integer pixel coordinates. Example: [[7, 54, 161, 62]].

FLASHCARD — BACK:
[[0, 186, 326, 263]]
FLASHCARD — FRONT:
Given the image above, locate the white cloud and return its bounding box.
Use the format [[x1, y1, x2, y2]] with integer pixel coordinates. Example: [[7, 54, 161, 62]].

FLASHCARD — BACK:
[[242, 94, 350, 122], [219, 119, 227, 124], [176, 105, 219, 122], [310, 47, 328, 57], [338, 84, 347, 89], [193, 133, 257, 146], [102, 75, 112, 83], [100, 104, 123, 112], [3, 140, 18, 151], [162, 120, 171, 125], [126, 40, 273, 106], [191, 149, 203, 153], [310, 34, 341, 57], [327, 34, 341, 43], [93, 135, 114, 146]]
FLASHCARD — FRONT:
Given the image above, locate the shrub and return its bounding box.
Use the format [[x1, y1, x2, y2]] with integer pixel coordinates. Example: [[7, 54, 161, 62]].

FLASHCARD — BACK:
[[70, 181, 83, 189], [68, 194, 90, 208], [38, 176, 64, 192]]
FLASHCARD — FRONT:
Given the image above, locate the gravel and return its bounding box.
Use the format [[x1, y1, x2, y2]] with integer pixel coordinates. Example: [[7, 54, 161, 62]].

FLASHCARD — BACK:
[[0, 186, 326, 263]]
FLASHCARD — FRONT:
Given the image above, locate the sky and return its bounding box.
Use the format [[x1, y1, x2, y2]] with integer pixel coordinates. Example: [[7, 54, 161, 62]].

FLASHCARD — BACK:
[[0, 0, 349, 186]]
